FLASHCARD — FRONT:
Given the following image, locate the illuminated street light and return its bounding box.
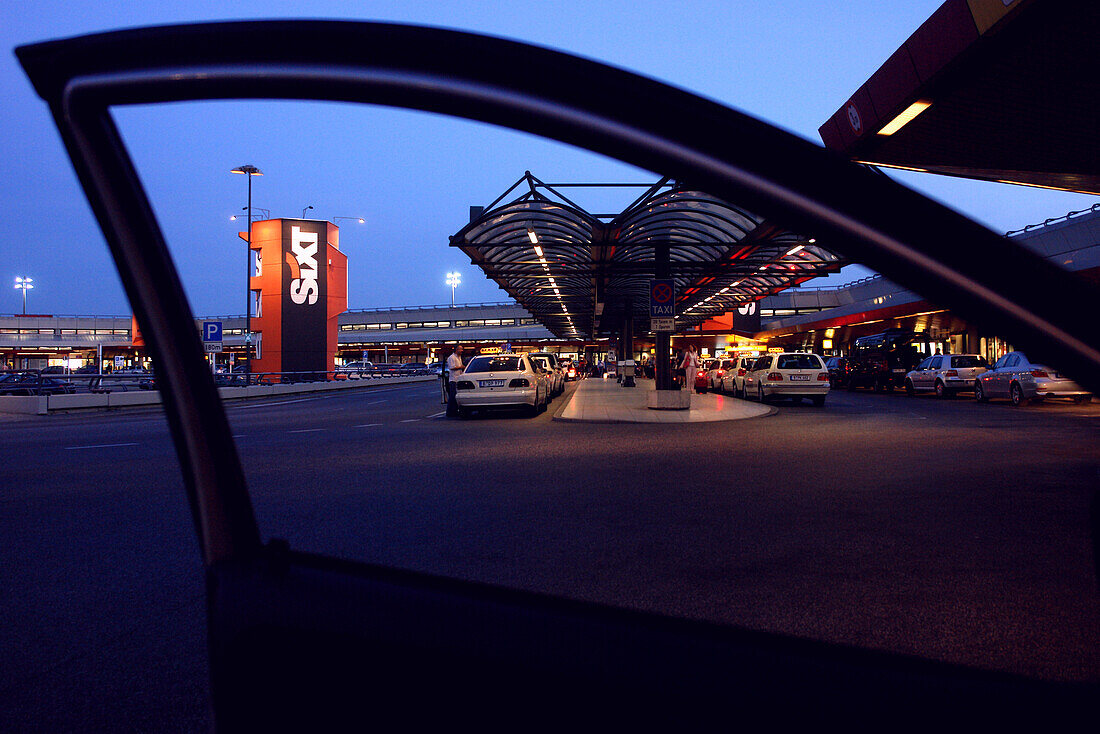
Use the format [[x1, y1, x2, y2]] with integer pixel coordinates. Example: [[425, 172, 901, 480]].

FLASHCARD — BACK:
[[446, 272, 461, 307], [332, 216, 366, 225], [229, 206, 270, 222], [14, 276, 33, 315], [230, 164, 263, 378]]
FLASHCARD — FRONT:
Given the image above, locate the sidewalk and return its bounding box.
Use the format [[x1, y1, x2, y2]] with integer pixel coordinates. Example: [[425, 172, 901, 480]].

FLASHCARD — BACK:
[[555, 376, 774, 423]]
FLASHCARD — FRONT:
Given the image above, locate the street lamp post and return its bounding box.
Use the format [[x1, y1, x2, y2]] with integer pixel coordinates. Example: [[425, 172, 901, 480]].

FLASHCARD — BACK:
[[446, 272, 461, 307], [302, 205, 313, 218], [14, 276, 33, 315], [230, 164, 263, 379]]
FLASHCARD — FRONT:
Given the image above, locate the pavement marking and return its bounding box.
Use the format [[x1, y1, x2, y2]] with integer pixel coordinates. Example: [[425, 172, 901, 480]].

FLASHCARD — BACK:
[[425, 411, 447, 419], [355, 423, 383, 427], [288, 428, 325, 433], [365, 400, 388, 405], [65, 442, 139, 450], [232, 434, 245, 438], [400, 419, 420, 423], [230, 397, 318, 409]]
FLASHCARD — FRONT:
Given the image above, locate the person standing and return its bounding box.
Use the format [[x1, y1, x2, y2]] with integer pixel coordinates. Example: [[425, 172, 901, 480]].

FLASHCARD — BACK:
[[681, 345, 698, 390], [445, 344, 465, 417]]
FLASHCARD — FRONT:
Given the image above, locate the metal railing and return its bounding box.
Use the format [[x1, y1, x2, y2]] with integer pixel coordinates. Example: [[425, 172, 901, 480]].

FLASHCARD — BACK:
[[1005, 203, 1100, 236], [0, 367, 438, 395]]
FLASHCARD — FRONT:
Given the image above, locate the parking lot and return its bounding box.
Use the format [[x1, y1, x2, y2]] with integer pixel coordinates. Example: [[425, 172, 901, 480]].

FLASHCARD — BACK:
[[2, 380, 1097, 729]]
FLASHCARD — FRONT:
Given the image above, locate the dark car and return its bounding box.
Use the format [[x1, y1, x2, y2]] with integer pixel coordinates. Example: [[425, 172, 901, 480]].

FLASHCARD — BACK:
[[824, 356, 848, 388], [15, 19, 1097, 728], [0, 372, 77, 395], [845, 330, 923, 392]]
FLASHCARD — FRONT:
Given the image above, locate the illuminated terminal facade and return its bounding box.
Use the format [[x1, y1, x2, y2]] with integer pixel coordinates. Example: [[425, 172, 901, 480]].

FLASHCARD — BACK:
[[3, 204, 1097, 372]]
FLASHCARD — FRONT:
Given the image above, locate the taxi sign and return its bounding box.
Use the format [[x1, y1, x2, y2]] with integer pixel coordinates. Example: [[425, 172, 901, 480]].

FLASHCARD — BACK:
[[649, 279, 675, 318]]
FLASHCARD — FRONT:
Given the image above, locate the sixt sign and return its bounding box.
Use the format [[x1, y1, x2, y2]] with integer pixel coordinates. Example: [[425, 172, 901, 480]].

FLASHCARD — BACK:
[[281, 220, 328, 372]]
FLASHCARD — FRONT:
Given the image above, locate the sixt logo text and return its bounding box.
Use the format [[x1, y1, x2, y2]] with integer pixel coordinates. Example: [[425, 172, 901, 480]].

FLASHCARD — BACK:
[[287, 227, 319, 305]]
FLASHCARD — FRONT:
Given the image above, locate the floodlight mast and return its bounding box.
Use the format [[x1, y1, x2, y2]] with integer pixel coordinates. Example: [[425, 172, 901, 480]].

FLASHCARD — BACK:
[[446, 272, 461, 307], [230, 165, 262, 378]]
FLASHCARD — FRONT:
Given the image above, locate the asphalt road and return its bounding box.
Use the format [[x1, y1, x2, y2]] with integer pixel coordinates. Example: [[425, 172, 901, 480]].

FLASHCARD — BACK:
[[2, 380, 1098, 730]]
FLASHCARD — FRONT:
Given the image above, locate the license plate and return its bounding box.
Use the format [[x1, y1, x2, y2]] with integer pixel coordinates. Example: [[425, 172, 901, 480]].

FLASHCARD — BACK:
[[479, 379, 505, 387], [790, 374, 809, 381], [892, 368, 905, 373]]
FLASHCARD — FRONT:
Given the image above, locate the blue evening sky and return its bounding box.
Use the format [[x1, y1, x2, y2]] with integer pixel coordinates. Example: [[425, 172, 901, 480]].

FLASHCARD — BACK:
[[2, 1, 1096, 316]]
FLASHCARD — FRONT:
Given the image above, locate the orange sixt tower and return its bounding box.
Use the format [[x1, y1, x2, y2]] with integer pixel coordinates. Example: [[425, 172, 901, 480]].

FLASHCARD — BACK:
[[242, 218, 348, 376]]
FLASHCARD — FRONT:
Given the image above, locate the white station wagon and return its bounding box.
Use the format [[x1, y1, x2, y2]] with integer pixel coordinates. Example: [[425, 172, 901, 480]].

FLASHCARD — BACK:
[[454, 354, 551, 417], [744, 353, 830, 406]]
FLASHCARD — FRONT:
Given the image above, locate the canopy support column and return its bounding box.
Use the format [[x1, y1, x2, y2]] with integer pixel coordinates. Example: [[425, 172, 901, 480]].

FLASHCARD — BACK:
[[655, 245, 673, 391]]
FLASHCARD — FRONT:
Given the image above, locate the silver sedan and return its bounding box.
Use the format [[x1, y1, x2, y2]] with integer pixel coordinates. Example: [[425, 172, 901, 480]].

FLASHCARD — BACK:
[[975, 351, 1092, 406]]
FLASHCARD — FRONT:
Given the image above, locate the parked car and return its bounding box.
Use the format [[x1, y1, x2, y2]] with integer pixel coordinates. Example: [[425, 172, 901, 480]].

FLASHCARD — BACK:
[[744, 353, 829, 406], [560, 358, 580, 381], [454, 354, 551, 416], [428, 362, 444, 376], [823, 357, 849, 388], [719, 356, 757, 397], [335, 360, 374, 378], [975, 351, 1092, 406], [705, 359, 736, 392], [846, 330, 923, 392], [0, 371, 77, 395], [904, 354, 989, 398], [528, 352, 564, 397]]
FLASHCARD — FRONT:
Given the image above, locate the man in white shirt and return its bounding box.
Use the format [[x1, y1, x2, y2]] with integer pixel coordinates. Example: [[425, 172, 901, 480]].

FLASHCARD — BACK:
[[445, 345, 465, 417]]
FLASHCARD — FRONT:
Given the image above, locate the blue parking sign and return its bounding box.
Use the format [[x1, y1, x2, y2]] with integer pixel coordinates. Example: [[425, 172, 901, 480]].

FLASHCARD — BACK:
[[202, 321, 223, 342]]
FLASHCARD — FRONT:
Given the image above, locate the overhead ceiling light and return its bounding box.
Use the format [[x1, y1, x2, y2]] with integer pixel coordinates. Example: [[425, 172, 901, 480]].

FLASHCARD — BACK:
[[533, 245, 544, 257], [808, 238, 816, 244], [527, 229, 539, 244], [785, 244, 804, 256], [877, 100, 932, 136]]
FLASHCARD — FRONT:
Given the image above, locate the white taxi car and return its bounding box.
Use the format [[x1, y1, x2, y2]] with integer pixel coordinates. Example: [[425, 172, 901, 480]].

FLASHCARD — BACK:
[[454, 354, 551, 416], [744, 352, 830, 406], [719, 356, 757, 397], [528, 352, 565, 397]]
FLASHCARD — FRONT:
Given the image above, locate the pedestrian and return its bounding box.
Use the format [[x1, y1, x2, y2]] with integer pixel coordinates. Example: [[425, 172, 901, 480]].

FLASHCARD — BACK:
[[681, 345, 698, 391], [445, 344, 465, 417]]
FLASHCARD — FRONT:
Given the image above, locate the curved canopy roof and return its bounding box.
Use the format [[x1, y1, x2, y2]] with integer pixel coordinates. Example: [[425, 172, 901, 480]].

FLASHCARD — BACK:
[[451, 172, 845, 338]]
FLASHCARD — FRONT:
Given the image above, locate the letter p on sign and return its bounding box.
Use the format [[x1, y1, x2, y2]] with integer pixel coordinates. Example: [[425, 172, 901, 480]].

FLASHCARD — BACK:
[[203, 321, 223, 342]]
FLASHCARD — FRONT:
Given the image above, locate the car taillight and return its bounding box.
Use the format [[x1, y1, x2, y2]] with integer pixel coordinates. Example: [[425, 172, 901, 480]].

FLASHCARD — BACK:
[[456, 381, 474, 390], [1029, 369, 1048, 378], [717, 370, 724, 376], [944, 370, 958, 377], [817, 372, 828, 381], [697, 370, 707, 378], [509, 378, 530, 387], [767, 372, 783, 381], [737, 368, 745, 376]]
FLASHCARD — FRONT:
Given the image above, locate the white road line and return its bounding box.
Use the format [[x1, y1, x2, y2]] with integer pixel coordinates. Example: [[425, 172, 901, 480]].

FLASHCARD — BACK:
[[230, 397, 317, 409], [232, 434, 245, 438], [400, 419, 420, 423], [288, 428, 325, 433], [355, 423, 382, 427], [65, 442, 139, 450], [425, 411, 447, 418], [365, 400, 388, 405]]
